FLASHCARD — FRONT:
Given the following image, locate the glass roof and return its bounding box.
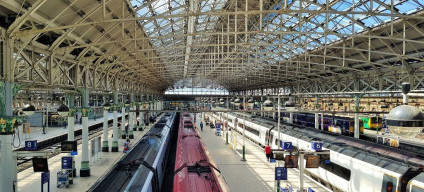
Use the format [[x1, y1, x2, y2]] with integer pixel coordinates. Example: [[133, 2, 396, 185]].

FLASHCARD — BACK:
[[128, 0, 424, 90]]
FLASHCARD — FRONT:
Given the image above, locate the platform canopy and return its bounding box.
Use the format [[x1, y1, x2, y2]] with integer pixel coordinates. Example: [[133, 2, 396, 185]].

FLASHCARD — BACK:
[[1, 0, 424, 94]]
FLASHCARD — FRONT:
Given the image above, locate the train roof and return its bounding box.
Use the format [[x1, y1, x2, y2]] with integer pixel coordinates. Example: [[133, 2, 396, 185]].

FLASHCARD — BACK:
[[283, 126, 424, 169], [282, 128, 412, 174], [412, 173, 424, 183], [91, 113, 176, 192]]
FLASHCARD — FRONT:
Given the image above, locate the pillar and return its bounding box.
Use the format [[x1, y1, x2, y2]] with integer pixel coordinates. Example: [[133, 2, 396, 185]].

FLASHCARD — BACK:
[[111, 92, 119, 152], [138, 95, 144, 131], [67, 94, 77, 176], [0, 82, 17, 191], [260, 96, 264, 117], [354, 95, 360, 138], [121, 96, 127, 139], [102, 104, 109, 152], [80, 88, 90, 177], [289, 112, 293, 124], [314, 96, 319, 129], [241, 97, 246, 161], [67, 94, 75, 141], [128, 94, 134, 139]]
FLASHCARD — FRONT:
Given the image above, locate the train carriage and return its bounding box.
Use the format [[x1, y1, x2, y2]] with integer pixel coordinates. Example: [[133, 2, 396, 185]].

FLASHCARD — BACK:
[[173, 113, 229, 192], [407, 173, 424, 192], [215, 111, 424, 192]]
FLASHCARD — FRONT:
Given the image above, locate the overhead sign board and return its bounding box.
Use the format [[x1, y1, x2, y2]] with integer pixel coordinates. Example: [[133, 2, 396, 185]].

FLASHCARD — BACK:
[[281, 141, 292, 150], [311, 141, 322, 151]]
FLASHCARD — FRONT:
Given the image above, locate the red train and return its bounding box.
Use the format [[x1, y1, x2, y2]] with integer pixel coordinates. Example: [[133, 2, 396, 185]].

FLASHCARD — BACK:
[[173, 113, 228, 192]]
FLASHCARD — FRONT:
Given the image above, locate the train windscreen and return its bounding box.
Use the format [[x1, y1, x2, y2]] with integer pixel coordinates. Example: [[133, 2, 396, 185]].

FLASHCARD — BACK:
[[381, 174, 398, 192]]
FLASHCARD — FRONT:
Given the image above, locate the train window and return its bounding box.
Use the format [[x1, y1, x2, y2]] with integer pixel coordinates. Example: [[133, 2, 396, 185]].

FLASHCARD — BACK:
[[411, 185, 424, 192], [319, 160, 351, 181], [381, 174, 398, 192], [275, 139, 280, 146], [371, 117, 379, 124]]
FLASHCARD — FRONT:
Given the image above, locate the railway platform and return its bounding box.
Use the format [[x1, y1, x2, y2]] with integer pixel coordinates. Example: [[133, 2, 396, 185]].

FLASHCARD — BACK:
[[16, 115, 157, 192], [196, 114, 330, 192], [12, 113, 123, 150]]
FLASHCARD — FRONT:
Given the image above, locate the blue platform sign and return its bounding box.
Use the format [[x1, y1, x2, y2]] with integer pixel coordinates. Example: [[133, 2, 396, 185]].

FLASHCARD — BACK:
[[281, 141, 293, 150], [41, 172, 50, 192], [70, 151, 78, 156], [61, 156, 73, 170], [25, 140, 37, 151], [275, 167, 287, 180], [311, 141, 322, 151], [308, 188, 315, 192]]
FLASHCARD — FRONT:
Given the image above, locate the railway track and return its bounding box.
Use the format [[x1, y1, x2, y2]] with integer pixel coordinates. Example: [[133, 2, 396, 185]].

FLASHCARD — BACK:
[[16, 116, 125, 172]]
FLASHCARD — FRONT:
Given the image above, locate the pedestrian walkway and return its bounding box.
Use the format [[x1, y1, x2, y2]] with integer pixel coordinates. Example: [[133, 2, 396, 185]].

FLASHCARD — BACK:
[[197, 114, 330, 192], [13, 113, 123, 150], [17, 114, 158, 192]]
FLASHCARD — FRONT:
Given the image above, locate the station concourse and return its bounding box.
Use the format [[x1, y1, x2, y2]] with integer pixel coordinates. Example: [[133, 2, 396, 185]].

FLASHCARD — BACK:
[[1, 0, 424, 192]]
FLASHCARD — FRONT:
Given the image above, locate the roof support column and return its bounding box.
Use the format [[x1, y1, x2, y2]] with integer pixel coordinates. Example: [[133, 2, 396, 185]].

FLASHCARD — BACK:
[[138, 95, 144, 131], [80, 88, 91, 177], [0, 33, 18, 191], [120, 94, 127, 139], [315, 96, 320, 129], [111, 92, 119, 152], [128, 93, 135, 139]]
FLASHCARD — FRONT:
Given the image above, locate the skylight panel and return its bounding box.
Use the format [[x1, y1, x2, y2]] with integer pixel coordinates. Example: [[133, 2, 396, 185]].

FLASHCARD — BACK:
[[396, 1, 422, 14], [361, 16, 381, 27], [331, 1, 351, 11], [137, 7, 150, 17]]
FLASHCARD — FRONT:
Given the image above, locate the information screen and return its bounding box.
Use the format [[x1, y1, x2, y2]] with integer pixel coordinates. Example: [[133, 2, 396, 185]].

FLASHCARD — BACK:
[[305, 155, 320, 168], [61, 141, 77, 152], [284, 155, 298, 168], [33, 158, 49, 172]]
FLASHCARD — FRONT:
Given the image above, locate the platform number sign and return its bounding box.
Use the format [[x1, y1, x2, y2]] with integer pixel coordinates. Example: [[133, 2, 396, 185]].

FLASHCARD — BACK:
[[25, 140, 37, 151], [311, 141, 322, 151], [281, 141, 292, 150]]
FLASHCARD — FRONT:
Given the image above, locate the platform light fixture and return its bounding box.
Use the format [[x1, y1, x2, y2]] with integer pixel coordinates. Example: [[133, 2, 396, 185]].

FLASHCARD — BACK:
[[22, 104, 36, 116], [247, 98, 255, 108], [263, 99, 274, 111], [386, 82, 424, 137], [103, 100, 111, 110], [234, 98, 241, 106], [57, 103, 69, 117], [230, 98, 235, 105]]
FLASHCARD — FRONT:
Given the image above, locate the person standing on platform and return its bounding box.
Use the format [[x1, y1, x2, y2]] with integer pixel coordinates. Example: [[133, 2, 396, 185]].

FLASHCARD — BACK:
[[200, 122, 203, 131], [123, 138, 130, 152], [265, 144, 271, 162]]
